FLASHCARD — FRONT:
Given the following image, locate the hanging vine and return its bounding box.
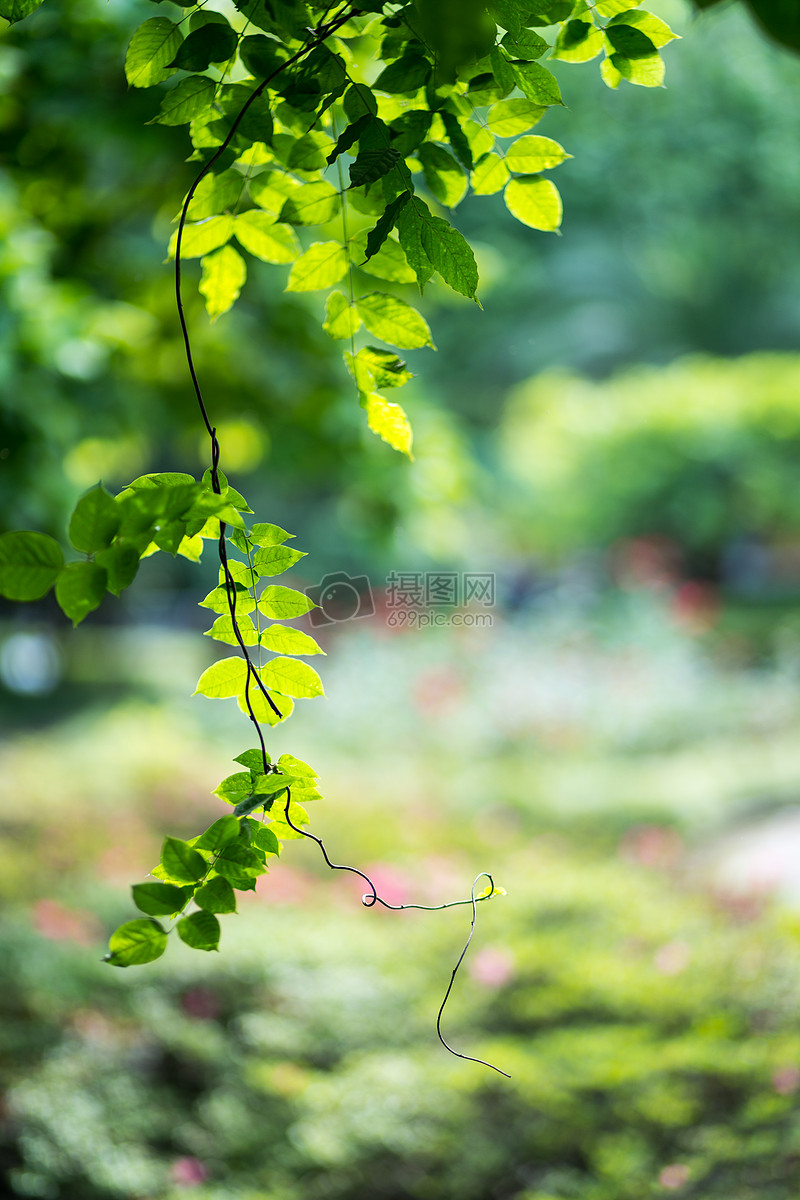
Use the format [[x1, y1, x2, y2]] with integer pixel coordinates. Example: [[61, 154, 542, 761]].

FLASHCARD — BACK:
[[0, 0, 678, 1074]]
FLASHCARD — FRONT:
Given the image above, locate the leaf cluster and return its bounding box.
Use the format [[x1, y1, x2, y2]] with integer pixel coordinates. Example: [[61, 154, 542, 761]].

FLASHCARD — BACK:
[[122, 0, 677, 455]]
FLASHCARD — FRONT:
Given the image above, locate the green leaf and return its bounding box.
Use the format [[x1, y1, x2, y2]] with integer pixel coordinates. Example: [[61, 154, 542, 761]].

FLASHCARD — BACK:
[[350, 148, 402, 189], [199, 245, 246, 321], [286, 242, 347, 292], [232, 780, 291, 817], [125, 18, 182, 89], [195, 656, 249, 699], [218, 559, 258, 588], [395, 198, 435, 291], [609, 10, 678, 49], [234, 213, 300, 264], [389, 110, 433, 158], [418, 143, 467, 208], [500, 29, 549, 59], [277, 753, 318, 778], [346, 346, 413, 392], [323, 290, 361, 340], [0, 531, 64, 601], [416, 201, 479, 299], [260, 624, 325, 655], [260, 656, 324, 699], [170, 21, 237, 71], [104, 919, 167, 967], [177, 911, 220, 951], [68, 484, 120, 554], [0, 0, 44, 24], [95, 543, 140, 596], [357, 293, 435, 350], [505, 135, 571, 173], [132, 882, 189, 917], [511, 61, 563, 106], [602, 48, 665, 87], [344, 82, 378, 120], [237, 687, 293, 725], [551, 19, 605, 63], [250, 522, 294, 547], [279, 180, 339, 225], [504, 174, 562, 232], [204, 613, 259, 647], [161, 836, 207, 884], [258, 585, 315, 620], [192, 815, 242, 851], [55, 562, 107, 626], [199, 583, 256, 615], [354, 232, 416, 284], [604, 23, 658, 58], [252, 545, 305, 576], [213, 772, 254, 804], [212, 842, 267, 884], [239, 33, 289, 77], [151, 75, 215, 126], [251, 825, 281, 855], [487, 98, 546, 137], [471, 153, 509, 196], [168, 215, 235, 260], [374, 52, 431, 94], [364, 393, 414, 457], [594, 0, 640, 14], [195, 876, 237, 914], [233, 749, 271, 771]]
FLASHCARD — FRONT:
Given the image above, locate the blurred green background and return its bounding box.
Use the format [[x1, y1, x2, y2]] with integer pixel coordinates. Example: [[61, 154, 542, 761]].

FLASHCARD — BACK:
[[4, 1, 800, 1197]]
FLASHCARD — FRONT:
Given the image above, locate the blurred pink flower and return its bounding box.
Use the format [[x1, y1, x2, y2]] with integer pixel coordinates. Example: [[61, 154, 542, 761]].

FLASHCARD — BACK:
[[659, 1163, 689, 1189], [32, 899, 101, 946], [654, 941, 691, 976], [170, 1157, 208, 1187], [469, 946, 514, 988], [772, 1065, 800, 1095]]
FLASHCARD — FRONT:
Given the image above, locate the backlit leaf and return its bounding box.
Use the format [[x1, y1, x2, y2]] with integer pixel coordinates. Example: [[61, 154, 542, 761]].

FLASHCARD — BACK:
[[259, 585, 316, 619], [260, 624, 325, 655], [125, 18, 182, 88], [69, 484, 120, 553], [365, 392, 414, 457], [471, 153, 509, 196], [286, 242, 347, 292], [192, 815, 241, 850], [151, 75, 214, 126], [169, 215, 234, 260], [511, 61, 563, 106], [105, 919, 167, 967], [487, 98, 546, 137], [504, 174, 562, 231], [324, 290, 362, 340], [357, 293, 435, 350], [195, 655, 249, 699], [204, 613, 259, 646], [234, 213, 300, 263], [161, 836, 207, 884], [505, 135, 571, 173], [418, 143, 467, 208], [199, 245, 246, 321], [279, 180, 339, 225], [195, 876, 237, 913], [260, 656, 324, 699]]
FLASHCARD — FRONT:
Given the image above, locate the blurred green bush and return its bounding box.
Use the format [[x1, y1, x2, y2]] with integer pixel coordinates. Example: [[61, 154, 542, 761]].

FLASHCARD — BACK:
[[3, 834, 800, 1200], [498, 354, 800, 579]]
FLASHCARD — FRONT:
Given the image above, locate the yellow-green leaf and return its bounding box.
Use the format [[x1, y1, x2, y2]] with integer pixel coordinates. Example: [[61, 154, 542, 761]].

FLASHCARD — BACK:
[[195, 655, 248, 699], [504, 175, 562, 232], [199, 244, 246, 321], [471, 153, 509, 196], [356, 292, 435, 350], [204, 614, 259, 646], [610, 10, 679, 49], [168, 215, 234, 260], [364, 392, 413, 458], [323, 290, 362, 340], [234, 213, 300, 263], [260, 656, 324, 699], [260, 624, 325, 655], [237, 687, 293, 724], [487, 98, 546, 138], [125, 17, 182, 88], [259, 585, 316, 620], [286, 241, 347, 292], [505, 136, 571, 173], [150, 74, 214, 126]]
